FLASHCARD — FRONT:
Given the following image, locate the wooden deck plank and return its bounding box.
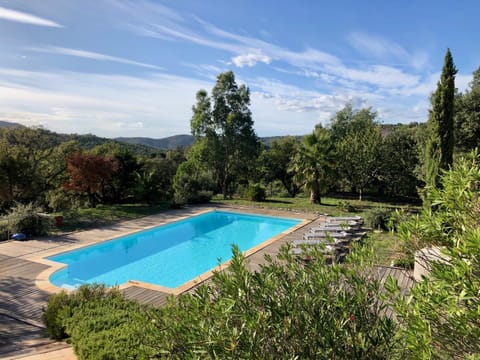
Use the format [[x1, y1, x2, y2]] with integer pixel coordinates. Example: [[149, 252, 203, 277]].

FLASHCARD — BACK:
[[121, 286, 169, 307]]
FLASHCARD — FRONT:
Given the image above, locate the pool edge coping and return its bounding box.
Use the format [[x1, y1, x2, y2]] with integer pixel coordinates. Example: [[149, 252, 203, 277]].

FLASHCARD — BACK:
[[34, 207, 311, 296]]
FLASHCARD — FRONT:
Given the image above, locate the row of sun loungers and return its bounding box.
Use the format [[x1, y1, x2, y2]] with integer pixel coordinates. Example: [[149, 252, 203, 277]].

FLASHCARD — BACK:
[[291, 216, 369, 263]]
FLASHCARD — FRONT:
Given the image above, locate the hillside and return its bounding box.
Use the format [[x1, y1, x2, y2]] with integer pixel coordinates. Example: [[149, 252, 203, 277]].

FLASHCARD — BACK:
[[116, 134, 195, 149], [0, 120, 23, 128], [116, 134, 306, 150]]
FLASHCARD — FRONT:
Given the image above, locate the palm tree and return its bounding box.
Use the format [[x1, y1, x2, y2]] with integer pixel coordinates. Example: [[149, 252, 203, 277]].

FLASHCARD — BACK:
[[290, 127, 334, 204]]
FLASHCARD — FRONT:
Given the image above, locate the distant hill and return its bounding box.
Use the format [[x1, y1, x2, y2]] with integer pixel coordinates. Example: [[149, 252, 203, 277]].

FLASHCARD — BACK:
[[0, 120, 23, 128], [116, 134, 195, 150], [116, 134, 307, 150], [0, 124, 163, 157]]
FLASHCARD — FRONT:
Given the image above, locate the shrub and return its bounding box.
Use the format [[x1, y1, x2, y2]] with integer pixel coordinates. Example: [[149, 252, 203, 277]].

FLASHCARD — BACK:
[[43, 291, 72, 339], [387, 150, 480, 358], [365, 207, 394, 231], [246, 183, 266, 202], [0, 202, 52, 239], [64, 291, 157, 360], [392, 255, 414, 270], [43, 284, 158, 359], [48, 244, 399, 359], [173, 161, 215, 204], [337, 200, 357, 212], [0, 219, 9, 241], [154, 244, 398, 359]]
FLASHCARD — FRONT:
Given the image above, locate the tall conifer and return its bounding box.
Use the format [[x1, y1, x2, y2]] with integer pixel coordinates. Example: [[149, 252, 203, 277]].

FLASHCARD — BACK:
[[425, 48, 457, 188]]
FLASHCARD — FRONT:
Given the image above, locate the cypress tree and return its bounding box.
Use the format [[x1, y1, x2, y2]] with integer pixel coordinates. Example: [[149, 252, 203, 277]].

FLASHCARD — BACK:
[[425, 48, 457, 189]]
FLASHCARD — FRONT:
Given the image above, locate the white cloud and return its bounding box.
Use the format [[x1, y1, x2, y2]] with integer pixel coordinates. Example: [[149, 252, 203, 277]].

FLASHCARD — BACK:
[[232, 49, 271, 67], [28, 46, 162, 70], [347, 31, 428, 70], [325, 64, 420, 88], [456, 73, 473, 92], [0, 67, 211, 137], [0, 6, 62, 27]]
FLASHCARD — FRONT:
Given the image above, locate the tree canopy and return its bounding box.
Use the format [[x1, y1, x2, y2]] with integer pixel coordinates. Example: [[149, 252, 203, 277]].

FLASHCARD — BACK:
[[189, 71, 260, 199], [425, 48, 457, 189]]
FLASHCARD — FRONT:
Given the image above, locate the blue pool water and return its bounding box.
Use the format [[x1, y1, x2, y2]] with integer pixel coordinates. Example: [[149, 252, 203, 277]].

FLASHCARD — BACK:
[[48, 211, 300, 289]]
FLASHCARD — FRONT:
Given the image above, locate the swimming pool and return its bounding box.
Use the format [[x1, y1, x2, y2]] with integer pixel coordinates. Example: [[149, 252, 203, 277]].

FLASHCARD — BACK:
[[48, 210, 301, 291]]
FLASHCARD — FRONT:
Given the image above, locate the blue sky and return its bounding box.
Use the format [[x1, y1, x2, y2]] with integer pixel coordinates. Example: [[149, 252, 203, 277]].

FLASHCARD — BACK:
[[0, 1, 478, 138]]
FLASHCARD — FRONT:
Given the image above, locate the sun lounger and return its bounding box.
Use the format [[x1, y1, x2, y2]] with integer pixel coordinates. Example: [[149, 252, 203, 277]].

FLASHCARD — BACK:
[[303, 232, 351, 240], [291, 241, 335, 251], [292, 239, 335, 247], [328, 216, 362, 222], [310, 225, 355, 233]]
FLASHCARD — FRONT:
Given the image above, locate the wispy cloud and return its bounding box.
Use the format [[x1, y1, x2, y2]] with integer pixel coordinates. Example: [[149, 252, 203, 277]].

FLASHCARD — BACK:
[[0, 6, 62, 27], [347, 31, 428, 70], [0, 67, 210, 137], [232, 49, 271, 67], [27, 46, 162, 70], [114, 1, 426, 95], [113, 1, 341, 70]]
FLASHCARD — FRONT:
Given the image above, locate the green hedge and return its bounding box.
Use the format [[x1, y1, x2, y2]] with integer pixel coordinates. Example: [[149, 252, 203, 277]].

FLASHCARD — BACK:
[[43, 284, 158, 359], [47, 243, 399, 359]]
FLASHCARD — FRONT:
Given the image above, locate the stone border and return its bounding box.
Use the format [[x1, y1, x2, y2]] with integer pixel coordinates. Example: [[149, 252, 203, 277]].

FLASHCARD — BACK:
[[34, 208, 310, 295]]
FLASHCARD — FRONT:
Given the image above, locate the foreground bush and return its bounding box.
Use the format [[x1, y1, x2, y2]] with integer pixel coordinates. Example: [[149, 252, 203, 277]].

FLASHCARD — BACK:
[[43, 285, 158, 359], [388, 150, 480, 358], [152, 244, 398, 359], [47, 243, 399, 359]]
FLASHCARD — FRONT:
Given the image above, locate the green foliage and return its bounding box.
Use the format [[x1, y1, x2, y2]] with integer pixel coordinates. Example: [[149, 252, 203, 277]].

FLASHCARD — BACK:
[[51, 247, 401, 359], [190, 71, 261, 199], [65, 291, 157, 360], [389, 150, 480, 358], [246, 183, 266, 201], [454, 66, 480, 153], [290, 126, 334, 204], [152, 244, 397, 358], [173, 159, 214, 204], [337, 200, 357, 212], [43, 291, 72, 339], [259, 136, 301, 197], [391, 256, 414, 270], [0, 202, 52, 239], [330, 105, 383, 200], [43, 284, 158, 359], [378, 126, 421, 198], [365, 207, 394, 231], [425, 49, 457, 189]]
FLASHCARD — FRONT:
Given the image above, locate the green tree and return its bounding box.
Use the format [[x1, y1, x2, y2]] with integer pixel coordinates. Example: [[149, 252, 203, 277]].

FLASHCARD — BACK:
[[190, 71, 260, 199], [388, 150, 480, 358], [91, 142, 141, 203], [378, 126, 421, 198], [454, 66, 480, 153], [134, 149, 185, 204], [0, 127, 75, 210], [331, 105, 383, 200], [173, 159, 215, 204], [290, 126, 334, 204], [259, 136, 300, 197], [425, 49, 457, 189]]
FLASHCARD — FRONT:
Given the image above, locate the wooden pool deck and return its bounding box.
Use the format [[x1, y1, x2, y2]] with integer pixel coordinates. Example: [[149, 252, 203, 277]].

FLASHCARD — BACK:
[[0, 205, 414, 359]]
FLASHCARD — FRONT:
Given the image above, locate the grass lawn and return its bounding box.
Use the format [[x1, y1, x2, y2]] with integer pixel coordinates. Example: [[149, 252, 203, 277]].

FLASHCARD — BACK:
[[212, 194, 417, 217]]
